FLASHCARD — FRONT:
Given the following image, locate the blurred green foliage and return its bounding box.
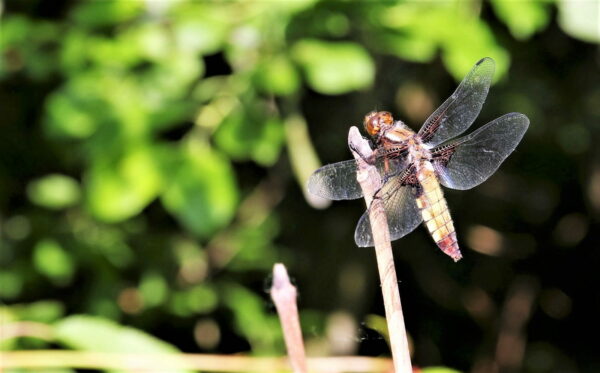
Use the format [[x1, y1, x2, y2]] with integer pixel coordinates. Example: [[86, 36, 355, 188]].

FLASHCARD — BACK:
[[1, 0, 599, 372]]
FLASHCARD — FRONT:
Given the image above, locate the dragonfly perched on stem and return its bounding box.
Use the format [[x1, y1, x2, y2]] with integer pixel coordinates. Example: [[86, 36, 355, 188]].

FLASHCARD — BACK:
[[308, 57, 529, 261]]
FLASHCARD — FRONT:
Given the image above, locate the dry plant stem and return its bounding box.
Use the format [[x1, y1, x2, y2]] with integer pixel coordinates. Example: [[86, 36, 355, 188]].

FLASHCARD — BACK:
[[270, 263, 307, 373], [348, 127, 412, 373], [0, 351, 393, 372], [0, 321, 54, 341]]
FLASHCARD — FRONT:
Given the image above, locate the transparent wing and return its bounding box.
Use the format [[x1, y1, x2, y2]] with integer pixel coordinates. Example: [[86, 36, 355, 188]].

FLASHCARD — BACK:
[[307, 153, 408, 201], [354, 176, 422, 247], [307, 159, 363, 200], [432, 112, 529, 190], [418, 57, 495, 147]]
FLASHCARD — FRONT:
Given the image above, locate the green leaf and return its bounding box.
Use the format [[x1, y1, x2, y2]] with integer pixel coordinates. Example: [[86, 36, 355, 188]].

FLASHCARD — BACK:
[[364, 314, 390, 345], [13, 301, 65, 323], [70, 1, 143, 28], [375, 3, 444, 62], [292, 39, 375, 95], [169, 285, 218, 317], [45, 90, 98, 139], [85, 145, 165, 222], [27, 174, 81, 209], [439, 18, 510, 82], [228, 214, 279, 271], [376, 32, 437, 63], [376, 3, 509, 81], [54, 315, 190, 373], [33, 239, 75, 285], [558, 0, 600, 43], [161, 143, 238, 238], [222, 283, 283, 354], [0, 270, 24, 300], [491, 0, 551, 40], [254, 55, 300, 96], [139, 272, 168, 308], [422, 367, 463, 373], [215, 109, 285, 166], [173, 19, 228, 56]]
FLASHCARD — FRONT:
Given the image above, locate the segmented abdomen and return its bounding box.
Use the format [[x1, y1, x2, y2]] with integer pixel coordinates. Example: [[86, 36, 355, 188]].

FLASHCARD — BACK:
[[415, 162, 462, 261]]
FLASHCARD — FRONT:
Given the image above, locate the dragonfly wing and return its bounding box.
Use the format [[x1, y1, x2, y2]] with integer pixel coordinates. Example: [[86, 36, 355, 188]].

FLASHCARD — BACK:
[[308, 159, 363, 200], [432, 112, 529, 190], [308, 152, 409, 201], [354, 172, 422, 247], [418, 57, 495, 147]]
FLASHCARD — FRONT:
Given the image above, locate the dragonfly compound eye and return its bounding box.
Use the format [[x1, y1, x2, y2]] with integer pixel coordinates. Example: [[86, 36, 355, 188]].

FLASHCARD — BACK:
[[364, 111, 394, 136]]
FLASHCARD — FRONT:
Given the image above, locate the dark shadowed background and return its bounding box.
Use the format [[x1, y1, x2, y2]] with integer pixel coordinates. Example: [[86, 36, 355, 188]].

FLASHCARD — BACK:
[[1, 1, 599, 372]]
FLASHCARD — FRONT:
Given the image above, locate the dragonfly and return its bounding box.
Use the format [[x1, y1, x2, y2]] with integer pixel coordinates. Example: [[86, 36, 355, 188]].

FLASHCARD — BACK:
[[307, 57, 529, 261]]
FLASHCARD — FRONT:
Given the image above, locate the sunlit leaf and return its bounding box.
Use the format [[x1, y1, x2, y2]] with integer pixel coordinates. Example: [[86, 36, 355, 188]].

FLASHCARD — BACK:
[[364, 314, 390, 345], [70, 1, 143, 28], [85, 145, 165, 222], [59, 30, 93, 73], [124, 23, 171, 61], [54, 315, 190, 373], [0, 16, 60, 79], [170, 2, 234, 55], [0, 16, 30, 47], [376, 32, 437, 63], [558, 0, 600, 43], [45, 91, 98, 139], [174, 19, 228, 56], [27, 174, 81, 209], [271, 0, 318, 14], [82, 34, 142, 70], [254, 55, 300, 96], [33, 239, 75, 285], [14, 301, 65, 323], [161, 143, 238, 238], [215, 109, 285, 166], [169, 285, 218, 317], [439, 19, 510, 82], [143, 51, 204, 98], [376, 3, 444, 62], [222, 283, 283, 353], [292, 39, 375, 95], [377, 3, 509, 81], [228, 214, 279, 271], [422, 367, 463, 373], [491, 0, 551, 40]]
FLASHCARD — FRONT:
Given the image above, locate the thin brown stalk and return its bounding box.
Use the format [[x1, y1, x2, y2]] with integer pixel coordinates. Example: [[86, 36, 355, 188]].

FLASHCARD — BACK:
[[0, 351, 393, 372], [270, 263, 307, 373], [348, 127, 412, 373]]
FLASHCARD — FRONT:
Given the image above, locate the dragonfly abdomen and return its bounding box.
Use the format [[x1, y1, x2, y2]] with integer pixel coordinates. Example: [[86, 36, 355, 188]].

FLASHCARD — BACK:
[[415, 164, 462, 262]]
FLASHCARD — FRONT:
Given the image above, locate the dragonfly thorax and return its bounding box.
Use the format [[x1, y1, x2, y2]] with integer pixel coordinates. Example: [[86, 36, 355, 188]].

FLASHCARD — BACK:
[[406, 135, 432, 166]]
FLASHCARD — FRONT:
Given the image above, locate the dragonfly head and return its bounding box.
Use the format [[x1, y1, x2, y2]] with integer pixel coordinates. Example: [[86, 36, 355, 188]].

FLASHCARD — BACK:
[[364, 111, 394, 138]]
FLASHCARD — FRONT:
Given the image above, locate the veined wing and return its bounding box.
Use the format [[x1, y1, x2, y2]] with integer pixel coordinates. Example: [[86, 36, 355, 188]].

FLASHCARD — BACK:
[[418, 57, 495, 147], [431, 112, 529, 190], [355, 169, 422, 247], [308, 150, 408, 201], [308, 159, 364, 200]]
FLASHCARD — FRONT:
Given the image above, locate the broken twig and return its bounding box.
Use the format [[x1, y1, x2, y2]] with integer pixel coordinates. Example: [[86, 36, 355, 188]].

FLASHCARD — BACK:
[[270, 263, 307, 373]]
